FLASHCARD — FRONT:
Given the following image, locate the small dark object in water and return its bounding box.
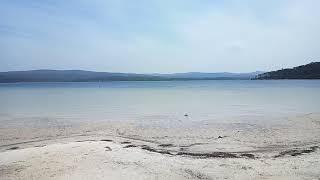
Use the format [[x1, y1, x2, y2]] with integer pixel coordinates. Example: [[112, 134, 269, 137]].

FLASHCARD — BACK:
[[184, 113, 189, 117], [218, 136, 223, 139], [100, 139, 113, 142], [7, 147, 19, 150], [123, 145, 137, 148], [105, 146, 112, 151]]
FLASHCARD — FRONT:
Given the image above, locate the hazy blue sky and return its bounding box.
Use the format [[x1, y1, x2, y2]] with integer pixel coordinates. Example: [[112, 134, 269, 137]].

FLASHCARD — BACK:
[[1, 0, 319, 73]]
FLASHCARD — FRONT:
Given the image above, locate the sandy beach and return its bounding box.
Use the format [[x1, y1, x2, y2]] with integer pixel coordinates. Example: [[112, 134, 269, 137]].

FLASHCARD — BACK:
[[2, 0, 320, 178], [1, 113, 320, 180]]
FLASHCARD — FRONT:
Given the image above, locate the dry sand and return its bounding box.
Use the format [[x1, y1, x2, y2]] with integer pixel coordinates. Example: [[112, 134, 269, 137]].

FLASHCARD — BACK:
[[1, 113, 320, 180]]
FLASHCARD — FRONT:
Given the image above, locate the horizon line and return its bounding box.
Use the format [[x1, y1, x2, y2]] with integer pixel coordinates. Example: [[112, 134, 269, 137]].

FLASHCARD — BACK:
[[0, 69, 265, 75]]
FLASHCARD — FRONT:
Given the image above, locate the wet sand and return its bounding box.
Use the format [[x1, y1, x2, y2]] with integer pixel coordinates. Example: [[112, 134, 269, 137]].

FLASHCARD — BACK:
[[1, 113, 320, 179]]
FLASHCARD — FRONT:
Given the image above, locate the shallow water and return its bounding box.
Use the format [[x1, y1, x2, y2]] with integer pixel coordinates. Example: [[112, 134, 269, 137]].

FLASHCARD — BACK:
[[0, 80, 320, 127]]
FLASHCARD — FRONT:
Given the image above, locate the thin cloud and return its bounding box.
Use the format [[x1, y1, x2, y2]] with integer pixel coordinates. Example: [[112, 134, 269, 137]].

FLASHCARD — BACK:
[[0, 0, 319, 73]]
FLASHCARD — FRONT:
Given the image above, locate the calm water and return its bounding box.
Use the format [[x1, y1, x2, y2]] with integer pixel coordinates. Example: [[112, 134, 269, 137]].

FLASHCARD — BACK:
[[0, 80, 320, 126]]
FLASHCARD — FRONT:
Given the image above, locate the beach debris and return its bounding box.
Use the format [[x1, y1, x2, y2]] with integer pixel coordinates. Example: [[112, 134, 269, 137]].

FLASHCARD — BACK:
[[100, 139, 113, 142], [176, 151, 255, 159], [141, 145, 173, 155], [179, 147, 188, 151], [184, 169, 212, 180], [179, 143, 206, 148], [76, 140, 97, 142], [34, 144, 46, 148], [274, 146, 319, 158], [217, 136, 228, 139], [240, 153, 255, 159], [176, 151, 238, 158], [158, 143, 174, 147], [7, 146, 19, 150], [105, 146, 112, 151], [133, 144, 256, 159], [120, 141, 131, 144], [123, 145, 138, 148], [241, 166, 253, 170]]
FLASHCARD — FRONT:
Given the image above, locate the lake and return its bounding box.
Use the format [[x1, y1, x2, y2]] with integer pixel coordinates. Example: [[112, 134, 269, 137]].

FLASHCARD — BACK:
[[1, 80, 320, 127]]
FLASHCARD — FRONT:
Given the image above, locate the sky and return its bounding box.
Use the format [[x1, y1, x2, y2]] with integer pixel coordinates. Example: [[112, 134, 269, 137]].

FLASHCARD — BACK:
[[0, 0, 320, 73]]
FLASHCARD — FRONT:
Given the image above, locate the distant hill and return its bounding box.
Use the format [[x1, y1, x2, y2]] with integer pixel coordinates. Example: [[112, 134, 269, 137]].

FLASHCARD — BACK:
[[0, 70, 164, 83], [155, 71, 263, 79], [255, 62, 320, 79], [0, 70, 262, 83]]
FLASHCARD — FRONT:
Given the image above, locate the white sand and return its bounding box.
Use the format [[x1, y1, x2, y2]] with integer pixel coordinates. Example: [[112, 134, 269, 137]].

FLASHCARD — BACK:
[[1, 140, 319, 180], [1, 113, 320, 180]]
